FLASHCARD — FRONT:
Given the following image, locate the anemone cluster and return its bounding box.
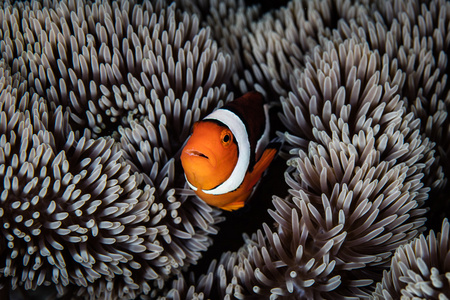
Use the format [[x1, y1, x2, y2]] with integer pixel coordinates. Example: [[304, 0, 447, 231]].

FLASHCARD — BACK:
[[0, 0, 229, 298], [0, 0, 449, 299]]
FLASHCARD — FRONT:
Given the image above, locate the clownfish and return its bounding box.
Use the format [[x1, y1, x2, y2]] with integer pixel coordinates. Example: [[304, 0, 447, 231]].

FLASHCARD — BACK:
[[180, 91, 280, 211]]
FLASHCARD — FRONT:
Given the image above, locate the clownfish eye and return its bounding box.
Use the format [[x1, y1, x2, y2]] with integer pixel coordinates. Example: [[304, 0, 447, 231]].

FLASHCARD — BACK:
[[220, 130, 233, 147]]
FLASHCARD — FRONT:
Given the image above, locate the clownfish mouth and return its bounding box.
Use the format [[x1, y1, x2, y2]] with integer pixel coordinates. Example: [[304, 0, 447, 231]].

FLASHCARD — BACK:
[[185, 150, 209, 159]]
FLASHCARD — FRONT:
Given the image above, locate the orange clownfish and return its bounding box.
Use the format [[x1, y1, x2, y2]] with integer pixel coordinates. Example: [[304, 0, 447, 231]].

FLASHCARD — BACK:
[[180, 91, 280, 211]]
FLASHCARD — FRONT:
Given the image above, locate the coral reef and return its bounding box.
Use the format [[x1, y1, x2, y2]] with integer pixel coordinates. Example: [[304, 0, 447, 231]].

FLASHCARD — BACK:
[[0, 0, 449, 299]]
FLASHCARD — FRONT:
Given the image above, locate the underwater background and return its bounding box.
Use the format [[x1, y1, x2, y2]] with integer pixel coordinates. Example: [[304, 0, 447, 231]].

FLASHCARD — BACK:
[[1, 0, 450, 299]]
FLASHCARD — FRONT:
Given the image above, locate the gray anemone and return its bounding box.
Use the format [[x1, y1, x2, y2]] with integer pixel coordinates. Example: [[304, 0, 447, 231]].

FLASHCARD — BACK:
[[1, 0, 450, 299], [373, 218, 450, 300], [0, 0, 232, 299]]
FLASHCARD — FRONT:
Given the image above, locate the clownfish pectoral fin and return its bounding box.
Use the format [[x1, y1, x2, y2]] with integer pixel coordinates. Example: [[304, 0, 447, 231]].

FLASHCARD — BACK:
[[219, 190, 251, 211], [220, 199, 246, 211]]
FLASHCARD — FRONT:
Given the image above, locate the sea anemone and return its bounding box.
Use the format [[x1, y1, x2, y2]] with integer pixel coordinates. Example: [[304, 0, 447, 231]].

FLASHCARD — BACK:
[[0, 0, 232, 298], [373, 218, 450, 299], [162, 0, 448, 298], [227, 36, 435, 298], [1, 0, 450, 299]]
